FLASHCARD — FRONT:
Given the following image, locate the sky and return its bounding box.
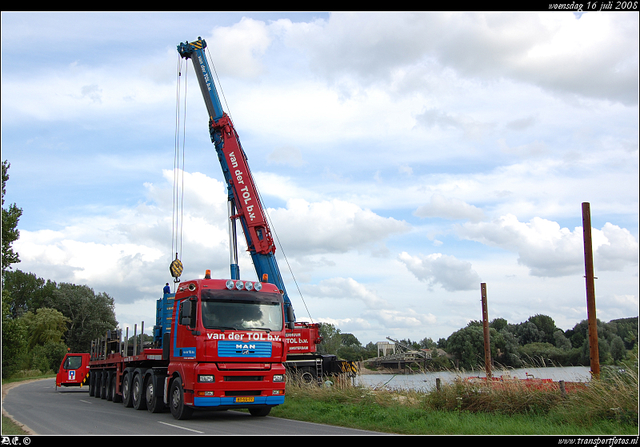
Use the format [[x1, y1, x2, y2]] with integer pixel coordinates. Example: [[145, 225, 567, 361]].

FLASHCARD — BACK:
[[1, 11, 638, 346]]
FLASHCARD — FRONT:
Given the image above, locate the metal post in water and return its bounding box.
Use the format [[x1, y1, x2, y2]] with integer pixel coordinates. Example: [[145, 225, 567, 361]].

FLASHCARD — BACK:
[[582, 202, 600, 379], [481, 283, 491, 378]]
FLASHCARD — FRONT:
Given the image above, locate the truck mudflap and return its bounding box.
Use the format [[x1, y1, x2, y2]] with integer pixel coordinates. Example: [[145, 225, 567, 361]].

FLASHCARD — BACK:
[[193, 395, 285, 407]]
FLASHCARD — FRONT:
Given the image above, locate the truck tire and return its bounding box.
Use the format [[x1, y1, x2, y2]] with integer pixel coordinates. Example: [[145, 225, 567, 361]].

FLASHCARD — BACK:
[[100, 371, 108, 399], [299, 367, 316, 384], [169, 378, 193, 420], [94, 371, 104, 398], [132, 370, 148, 410], [105, 371, 113, 401], [89, 371, 96, 397], [145, 374, 164, 413], [249, 406, 271, 417], [122, 370, 134, 408], [92, 371, 100, 398], [110, 372, 122, 403]]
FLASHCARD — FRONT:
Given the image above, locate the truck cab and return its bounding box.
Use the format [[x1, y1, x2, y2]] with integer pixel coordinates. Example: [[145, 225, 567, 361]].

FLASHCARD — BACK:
[[164, 276, 288, 419], [56, 353, 91, 389]]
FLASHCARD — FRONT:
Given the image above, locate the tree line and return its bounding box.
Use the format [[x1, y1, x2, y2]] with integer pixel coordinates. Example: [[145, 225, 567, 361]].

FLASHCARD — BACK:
[[316, 314, 638, 371]]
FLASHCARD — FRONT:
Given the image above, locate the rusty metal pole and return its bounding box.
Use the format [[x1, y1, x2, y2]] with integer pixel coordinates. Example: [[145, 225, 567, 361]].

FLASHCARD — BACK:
[[582, 202, 600, 379], [481, 283, 491, 378]]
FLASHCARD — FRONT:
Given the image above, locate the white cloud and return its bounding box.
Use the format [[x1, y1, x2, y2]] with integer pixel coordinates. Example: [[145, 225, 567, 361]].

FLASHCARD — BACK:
[[457, 215, 639, 277], [414, 193, 485, 222], [267, 145, 306, 167], [207, 17, 272, 79], [362, 308, 437, 329], [278, 12, 638, 104], [304, 277, 389, 309], [267, 198, 409, 255], [398, 251, 481, 292]]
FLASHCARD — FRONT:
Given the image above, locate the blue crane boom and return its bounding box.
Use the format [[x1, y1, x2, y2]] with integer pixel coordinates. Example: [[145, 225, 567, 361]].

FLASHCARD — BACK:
[[177, 37, 295, 324]]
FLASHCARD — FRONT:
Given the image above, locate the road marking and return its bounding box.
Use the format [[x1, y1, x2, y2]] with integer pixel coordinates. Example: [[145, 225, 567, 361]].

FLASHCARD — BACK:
[[157, 421, 204, 434], [79, 400, 93, 404]]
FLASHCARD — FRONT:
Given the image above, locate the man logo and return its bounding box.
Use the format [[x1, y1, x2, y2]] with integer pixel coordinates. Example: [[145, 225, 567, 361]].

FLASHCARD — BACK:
[[236, 344, 256, 355]]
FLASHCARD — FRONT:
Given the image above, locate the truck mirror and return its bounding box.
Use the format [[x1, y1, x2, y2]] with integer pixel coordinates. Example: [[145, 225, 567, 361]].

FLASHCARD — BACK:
[[180, 300, 192, 326], [286, 306, 295, 329]]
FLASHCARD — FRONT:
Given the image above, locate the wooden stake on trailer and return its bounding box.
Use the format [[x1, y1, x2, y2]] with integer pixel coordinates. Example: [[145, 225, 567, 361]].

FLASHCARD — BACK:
[[582, 202, 600, 379], [481, 283, 491, 378]]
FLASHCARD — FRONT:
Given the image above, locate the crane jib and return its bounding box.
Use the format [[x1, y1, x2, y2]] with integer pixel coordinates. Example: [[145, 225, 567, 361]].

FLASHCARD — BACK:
[[178, 38, 224, 121], [177, 37, 294, 315]]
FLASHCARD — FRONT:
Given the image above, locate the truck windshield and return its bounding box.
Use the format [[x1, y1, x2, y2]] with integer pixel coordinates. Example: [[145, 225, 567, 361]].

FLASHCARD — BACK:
[[200, 291, 283, 332]]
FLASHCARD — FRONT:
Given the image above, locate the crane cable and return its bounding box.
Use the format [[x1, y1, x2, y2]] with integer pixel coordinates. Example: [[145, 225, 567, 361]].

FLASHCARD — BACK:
[[205, 47, 314, 323], [170, 55, 187, 282]]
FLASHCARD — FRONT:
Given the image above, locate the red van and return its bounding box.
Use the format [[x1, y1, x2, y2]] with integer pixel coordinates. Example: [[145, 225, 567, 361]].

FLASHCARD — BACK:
[[56, 353, 90, 389]]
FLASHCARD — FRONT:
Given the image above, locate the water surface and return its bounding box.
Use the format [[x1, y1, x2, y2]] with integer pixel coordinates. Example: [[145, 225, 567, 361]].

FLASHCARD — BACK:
[[356, 366, 592, 391]]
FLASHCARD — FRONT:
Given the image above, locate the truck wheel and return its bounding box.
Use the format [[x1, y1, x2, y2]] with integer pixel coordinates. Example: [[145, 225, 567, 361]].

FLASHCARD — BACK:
[[122, 371, 134, 408], [89, 372, 96, 397], [100, 371, 108, 399], [105, 371, 113, 401], [249, 406, 271, 417], [94, 371, 103, 398], [299, 367, 316, 384], [110, 373, 122, 403], [145, 375, 164, 413], [132, 371, 148, 410], [169, 378, 193, 420]]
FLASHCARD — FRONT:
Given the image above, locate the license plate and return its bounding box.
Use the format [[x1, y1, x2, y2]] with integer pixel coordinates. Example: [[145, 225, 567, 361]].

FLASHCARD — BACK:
[[235, 396, 254, 403]]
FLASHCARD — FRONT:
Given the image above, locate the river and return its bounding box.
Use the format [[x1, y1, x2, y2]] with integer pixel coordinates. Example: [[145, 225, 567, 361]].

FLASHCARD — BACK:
[[355, 366, 592, 391]]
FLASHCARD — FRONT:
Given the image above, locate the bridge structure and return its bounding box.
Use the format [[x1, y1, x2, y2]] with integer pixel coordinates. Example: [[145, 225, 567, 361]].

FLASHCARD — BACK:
[[365, 337, 431, 372]]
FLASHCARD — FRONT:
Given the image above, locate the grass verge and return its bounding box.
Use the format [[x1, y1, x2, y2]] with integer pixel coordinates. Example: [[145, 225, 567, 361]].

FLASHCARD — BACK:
[[270, 369, 638, 435]]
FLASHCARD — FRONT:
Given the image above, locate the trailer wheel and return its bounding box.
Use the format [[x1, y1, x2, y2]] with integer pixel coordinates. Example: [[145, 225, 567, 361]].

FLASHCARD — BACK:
[[92, 371, 100, 398], [145, 375, 164, 413], [94, 371, 103, 398], [122, 370, 134, 408], [132, 371, 148, 410], [89, 372, 96, 397], [100, 371, 109, 399], [169, 378, 193, 420], [110, 373, 122, 403], [105, 371, 113, 401]]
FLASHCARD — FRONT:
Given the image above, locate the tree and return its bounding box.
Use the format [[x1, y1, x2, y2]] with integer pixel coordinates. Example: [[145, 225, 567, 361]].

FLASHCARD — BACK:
[[553, 329, 572, 351], [497, 328, 523, 367], [515, 321, 544, 345], [528, 314, 557, 344], [2, 160, 22, 273], [610, 335, 627, 363], [22, 307, 70, 349], [317, 322, 342, 356], [49, 283, 118, 353], [490, 317, 508, 332], [2, 290, 28, 378], [3, 270, 57, 318], [445, 321, 497, 370]]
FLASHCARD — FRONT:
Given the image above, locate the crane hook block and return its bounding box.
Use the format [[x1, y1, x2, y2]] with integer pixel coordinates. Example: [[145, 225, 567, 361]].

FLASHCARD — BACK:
[[170, 258, 183, 279]]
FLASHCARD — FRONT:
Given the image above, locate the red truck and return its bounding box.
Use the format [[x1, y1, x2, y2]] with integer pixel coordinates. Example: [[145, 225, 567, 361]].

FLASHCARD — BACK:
[[85, 275, 287, 419], [55, 352, 90, 390]]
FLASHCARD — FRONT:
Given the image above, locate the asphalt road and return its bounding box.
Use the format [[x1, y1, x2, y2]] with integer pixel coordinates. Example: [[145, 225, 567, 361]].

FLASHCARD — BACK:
[[3, 378, 383, 436]]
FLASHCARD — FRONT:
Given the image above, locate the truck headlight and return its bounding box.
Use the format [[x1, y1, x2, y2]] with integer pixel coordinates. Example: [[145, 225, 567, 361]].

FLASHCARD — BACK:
[[272, 374, 285, 382], [198, 375, 215, 383]]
